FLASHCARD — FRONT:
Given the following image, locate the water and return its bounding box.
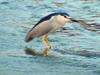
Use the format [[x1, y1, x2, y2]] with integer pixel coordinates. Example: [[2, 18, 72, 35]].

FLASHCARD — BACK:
[[0, 0, 100, 75]]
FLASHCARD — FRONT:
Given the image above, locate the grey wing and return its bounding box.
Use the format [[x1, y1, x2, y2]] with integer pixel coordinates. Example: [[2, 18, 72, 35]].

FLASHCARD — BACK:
[[25, 21, 52, 42]]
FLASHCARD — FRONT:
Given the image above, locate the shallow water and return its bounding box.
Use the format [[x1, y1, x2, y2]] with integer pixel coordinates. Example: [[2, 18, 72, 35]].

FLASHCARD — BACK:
[[0, 0, 100, 75]]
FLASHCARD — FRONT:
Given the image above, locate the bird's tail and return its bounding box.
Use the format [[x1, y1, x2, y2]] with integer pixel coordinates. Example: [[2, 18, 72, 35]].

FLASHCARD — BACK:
[[25, 31, 33, 42]]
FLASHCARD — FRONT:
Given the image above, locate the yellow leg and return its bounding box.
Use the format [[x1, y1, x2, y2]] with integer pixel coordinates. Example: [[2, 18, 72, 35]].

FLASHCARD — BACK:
[[41, 34, 51, 56]]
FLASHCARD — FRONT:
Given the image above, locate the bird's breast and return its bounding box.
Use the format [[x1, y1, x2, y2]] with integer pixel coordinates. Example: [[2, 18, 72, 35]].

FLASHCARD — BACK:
[[50, 20, 65, 32]]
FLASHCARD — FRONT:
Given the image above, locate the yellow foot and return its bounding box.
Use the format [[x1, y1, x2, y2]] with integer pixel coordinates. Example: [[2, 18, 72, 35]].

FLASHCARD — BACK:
[[41, 34, 52, 56], [47, 45, 52, 49], [43, 48, 49, 56]]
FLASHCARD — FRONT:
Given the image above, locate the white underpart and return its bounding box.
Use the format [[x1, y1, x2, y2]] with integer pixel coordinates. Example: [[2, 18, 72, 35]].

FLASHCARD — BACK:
[[50, 15, 69, 32]]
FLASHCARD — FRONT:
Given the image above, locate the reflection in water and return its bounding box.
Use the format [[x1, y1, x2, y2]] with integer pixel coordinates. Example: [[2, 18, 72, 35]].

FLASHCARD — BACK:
[[25, 47, 100, 57], [24, 47, 43, 56]]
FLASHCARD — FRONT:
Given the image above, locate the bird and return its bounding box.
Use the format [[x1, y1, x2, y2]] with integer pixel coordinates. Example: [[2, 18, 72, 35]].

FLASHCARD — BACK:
[[25, 12, 78, 56]]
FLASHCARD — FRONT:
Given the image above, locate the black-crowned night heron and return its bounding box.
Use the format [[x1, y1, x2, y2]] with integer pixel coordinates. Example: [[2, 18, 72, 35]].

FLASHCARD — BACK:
[[25, 12, 78, 56]]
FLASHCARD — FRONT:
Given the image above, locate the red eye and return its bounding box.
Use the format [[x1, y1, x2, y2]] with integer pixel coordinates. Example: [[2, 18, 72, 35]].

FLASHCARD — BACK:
[[64, 16, 67, 18]]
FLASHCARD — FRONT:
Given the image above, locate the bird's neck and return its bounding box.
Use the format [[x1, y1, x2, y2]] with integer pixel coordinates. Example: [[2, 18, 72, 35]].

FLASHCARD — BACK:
[[54, 18, 65, 26], [55, 17, 66, 25], [50, 19, 64, 32]]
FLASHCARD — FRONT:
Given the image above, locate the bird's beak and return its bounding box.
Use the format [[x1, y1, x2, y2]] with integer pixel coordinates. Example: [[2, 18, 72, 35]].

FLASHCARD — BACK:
[[70, 17, 79, 23], [67, 17, 79, 23]]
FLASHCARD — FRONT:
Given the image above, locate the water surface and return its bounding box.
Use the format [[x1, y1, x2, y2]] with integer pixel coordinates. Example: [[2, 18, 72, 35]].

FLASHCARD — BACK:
[[0, 0, 100, 75]]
